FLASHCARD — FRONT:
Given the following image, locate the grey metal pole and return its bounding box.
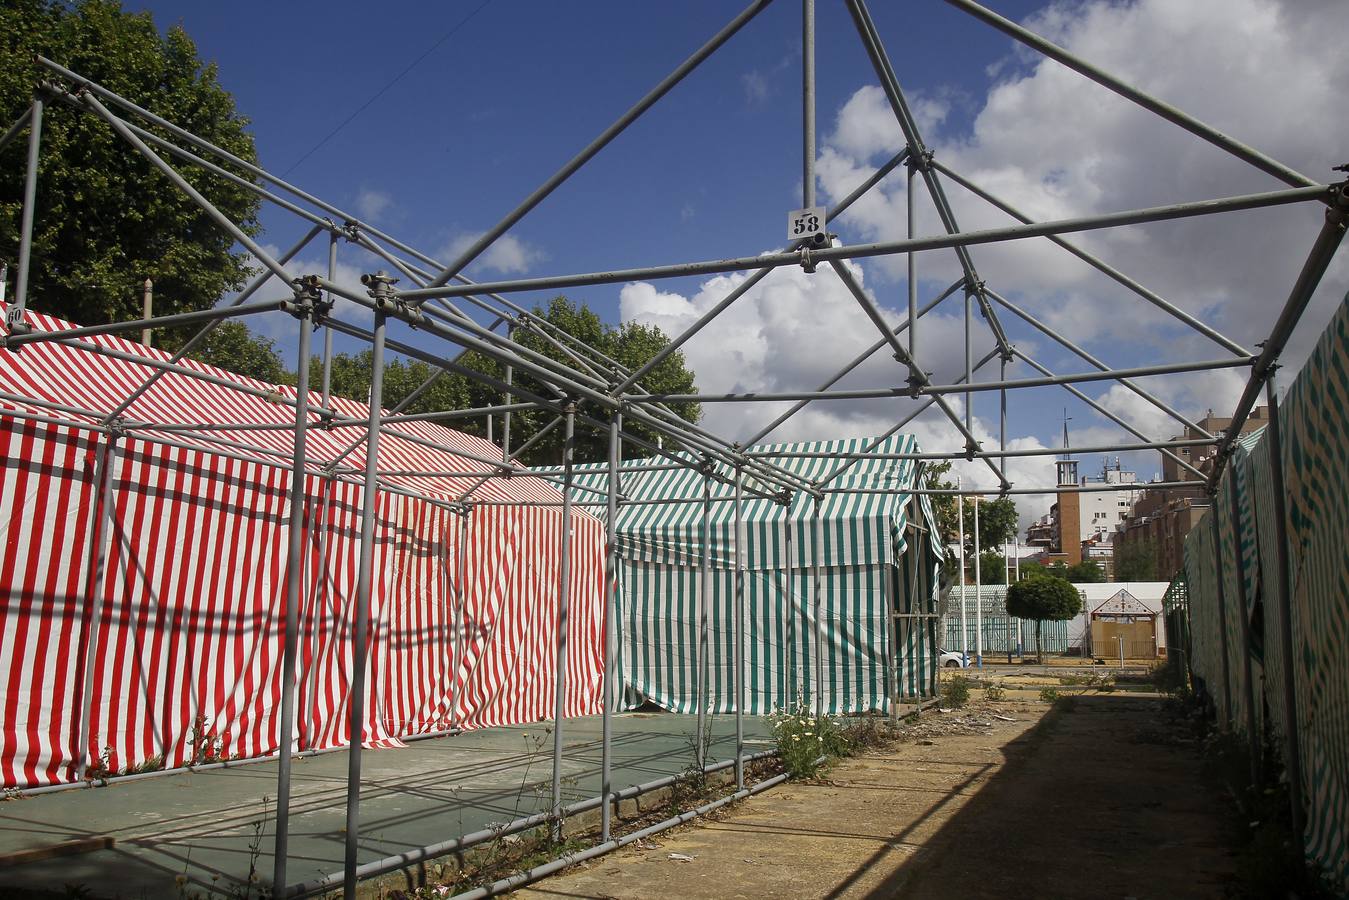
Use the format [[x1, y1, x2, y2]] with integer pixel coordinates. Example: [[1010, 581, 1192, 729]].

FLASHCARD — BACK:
[[973, 498, 983, 667], [987, 287, 1212, 437], [999, 356, 1007, 481], [503, 324, 515, 462], [0, 105, 32, 153], [451, 507, 472, 728], [932, 160, 1250, 356], [1209, 502, 1234, 732], [74, 435, 118, 781], [394, 184, 1326, 305], [908, 164, 917, 359], [423, 0, 772, 288], [958, 479, 967, 665], [696, 465, 712, 764], [1012, 347, 1208, 481], [1226, 470, 1261, 786], [802, 0, 816, 212], [964, 289, 973, 433], [812, 496, 824, 719], [942, 0, 1316, 189], [1210, 187, 1347, 487], [551, 402, 576, 842], [321, 232, 337, 410], [77, 92, 295, 285], [743, 277, 964, 446], [1264, 378, 1306, 848], [6, 97, 42, 332], [342, 303, 387, 897], [601, 413, 621, 842], [733, 467, 746, 790], [272, 299, 313, 892], [785, 514, 796, 708]]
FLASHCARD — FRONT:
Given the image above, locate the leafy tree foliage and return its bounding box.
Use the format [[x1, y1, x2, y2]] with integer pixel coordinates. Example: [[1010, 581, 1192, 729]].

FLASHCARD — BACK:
[[976, 550, 1007, 585], [1065, 559, 1106, 584], [182, 321, 289, 384], [1005, 575, 1083, 662], [1, 0, 260, 328], [316, 297, 700, 466], [1114, 538, 1158, 582], [961, 495, 1018, 556]]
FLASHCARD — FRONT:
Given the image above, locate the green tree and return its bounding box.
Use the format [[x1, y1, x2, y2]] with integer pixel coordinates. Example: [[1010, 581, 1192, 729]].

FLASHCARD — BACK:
[[961, 495, 1018, 557], [181, 321, 290, 384], [1114, 539, 1158, 582], [316, 296, 701, 467], [1005, 576, 1083, 663], [923, 461, 959, 584], [976, 550, 1007, 585], [1065, 559, 1106, 584], [1, 0, 260, 329]]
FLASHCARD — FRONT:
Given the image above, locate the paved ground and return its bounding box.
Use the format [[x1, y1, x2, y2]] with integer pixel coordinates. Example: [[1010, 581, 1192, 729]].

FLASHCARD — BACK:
[[518, 690, 1239, 900], [0, 713, 771, 898]]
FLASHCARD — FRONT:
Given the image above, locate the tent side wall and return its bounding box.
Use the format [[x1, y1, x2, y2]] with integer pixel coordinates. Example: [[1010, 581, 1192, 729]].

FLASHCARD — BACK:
[[578, 436, 941, 717], [0, 419, 605, 790]]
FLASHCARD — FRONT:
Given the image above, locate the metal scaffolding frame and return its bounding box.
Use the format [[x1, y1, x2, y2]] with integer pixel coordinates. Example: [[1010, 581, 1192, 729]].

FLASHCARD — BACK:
[[1, 0, 1345, 896]]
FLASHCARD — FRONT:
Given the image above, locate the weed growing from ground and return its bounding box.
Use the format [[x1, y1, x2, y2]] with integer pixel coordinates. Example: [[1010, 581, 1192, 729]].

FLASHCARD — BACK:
[[768, 705, 849, 779], [1039, 687, 1060, 703], [984, 683, 1006, 702], [941, 675, 971, 709]]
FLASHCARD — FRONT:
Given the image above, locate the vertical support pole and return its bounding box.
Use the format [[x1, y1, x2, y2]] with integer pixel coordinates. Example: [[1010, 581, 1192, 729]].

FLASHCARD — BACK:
[[140, 279, 153, 347], [320, 232, 337, 411], [811, 496, 824, 719], [502, 325, 515, 462], [75, 434, 119, 781], [802, 0, 816, 211], [272, 303, 313, 892], [6, 97, 43, 332], [342, 307, 386, 897], [451, 506, 471, 728], [963, 290, 973, 432], [907, 164, 917, 359], [885, 523, 900, 725], [973, 497, 983, 667], [601, 413, 621, 842], [696, 465, 712, 765], [550, 402, 576, 842], [733, 466, 746, 790], [999, 357, 1007, 481], [958, 478, 967, 665], [486, 410, 494, 445], [1209, 503, 1234, 732], [785, 514, 795, 708], [1265, 378, 1306, 849], [1227, 471, 1261, 785]]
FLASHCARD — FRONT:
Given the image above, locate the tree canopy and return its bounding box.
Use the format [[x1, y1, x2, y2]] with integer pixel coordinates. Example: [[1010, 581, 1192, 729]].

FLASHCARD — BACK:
[[962, 495, 1018, 556], [1006, 575, 1083, 662], [1114, 539, 1158, 581], [1, 0, 261, 328], [1065, 559, 1106, 583], [316, 297, 701, 467]]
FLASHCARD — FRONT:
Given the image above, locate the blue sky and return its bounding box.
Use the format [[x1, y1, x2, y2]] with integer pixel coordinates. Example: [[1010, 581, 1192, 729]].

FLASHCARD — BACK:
[[120, 0, 1348, 520]]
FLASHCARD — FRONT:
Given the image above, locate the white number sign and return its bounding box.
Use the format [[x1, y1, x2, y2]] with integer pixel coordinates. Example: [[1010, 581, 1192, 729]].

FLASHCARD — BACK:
[[787, 206, 826, 243]]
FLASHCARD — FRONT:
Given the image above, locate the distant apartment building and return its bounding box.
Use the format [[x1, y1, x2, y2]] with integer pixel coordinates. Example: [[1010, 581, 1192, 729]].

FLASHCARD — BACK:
[[1116, 406, 1270, 580], [1029, 455, 1142, 571]]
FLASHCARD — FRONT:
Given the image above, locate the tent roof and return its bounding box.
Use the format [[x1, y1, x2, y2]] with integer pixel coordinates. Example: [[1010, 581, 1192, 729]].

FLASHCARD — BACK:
[[0, 306, 568, 506], [570, 434, 942, 570]]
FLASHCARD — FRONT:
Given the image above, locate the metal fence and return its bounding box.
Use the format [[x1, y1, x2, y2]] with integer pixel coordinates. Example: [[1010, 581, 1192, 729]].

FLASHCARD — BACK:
[[942, 586, 1072, 657]]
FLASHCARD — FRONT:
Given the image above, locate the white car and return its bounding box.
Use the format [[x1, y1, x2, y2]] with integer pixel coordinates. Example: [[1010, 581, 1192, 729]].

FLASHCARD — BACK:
[[939, 649, 969, 668]]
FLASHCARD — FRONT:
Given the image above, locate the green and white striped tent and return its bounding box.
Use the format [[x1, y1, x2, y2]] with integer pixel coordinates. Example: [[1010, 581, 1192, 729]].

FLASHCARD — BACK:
[[568, 435, 943, 716]]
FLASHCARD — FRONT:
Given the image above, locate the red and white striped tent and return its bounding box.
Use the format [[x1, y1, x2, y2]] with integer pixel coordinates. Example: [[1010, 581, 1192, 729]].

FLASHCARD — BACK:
[[0, 306, 604, 789]]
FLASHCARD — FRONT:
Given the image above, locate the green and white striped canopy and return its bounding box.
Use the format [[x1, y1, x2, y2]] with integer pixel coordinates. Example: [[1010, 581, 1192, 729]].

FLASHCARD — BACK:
[[569, 435, 941, 716]]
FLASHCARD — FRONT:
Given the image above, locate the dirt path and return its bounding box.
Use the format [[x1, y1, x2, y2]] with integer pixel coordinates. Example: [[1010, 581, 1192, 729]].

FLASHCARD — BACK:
[[516, 691, 1239, 900]]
